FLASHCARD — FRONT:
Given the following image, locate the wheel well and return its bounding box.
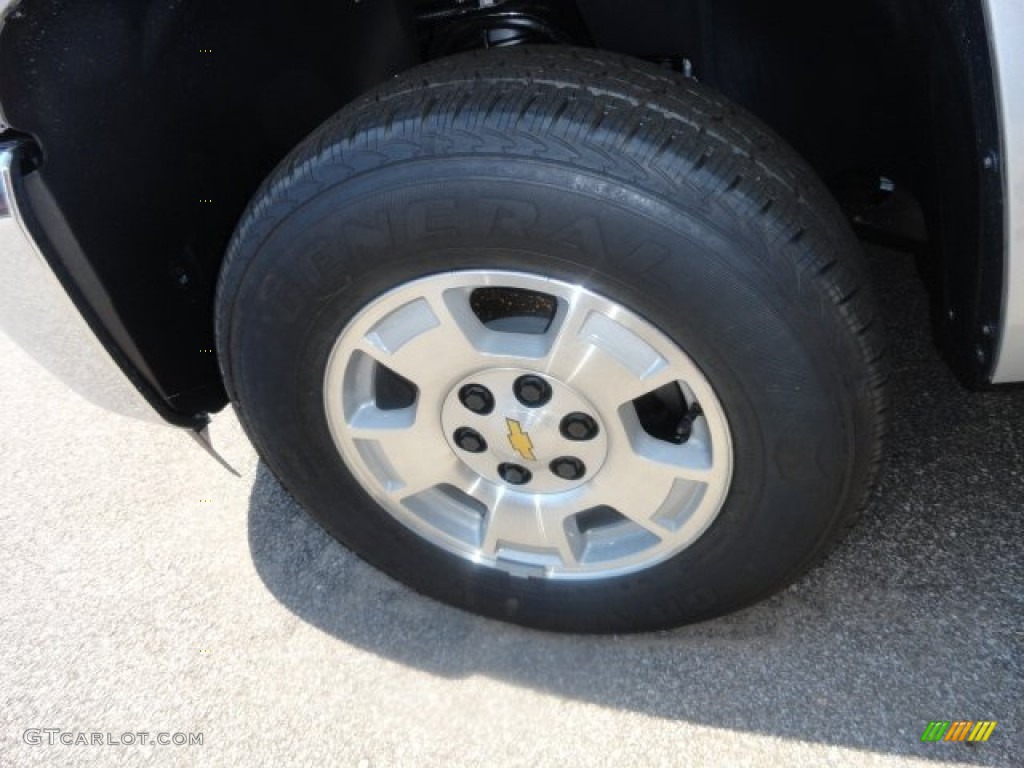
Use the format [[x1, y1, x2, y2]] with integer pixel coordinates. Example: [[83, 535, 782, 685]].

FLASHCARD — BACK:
[[578, 0, 1003, 386], [0, 0, 1003, 421]]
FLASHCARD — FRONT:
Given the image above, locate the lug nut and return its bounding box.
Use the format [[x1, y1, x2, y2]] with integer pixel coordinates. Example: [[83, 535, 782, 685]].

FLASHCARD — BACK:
[[498, 463, 532, 486], [459, 384, 494, 415], [550, 456, 586, 481], [560, 412, 599, 441], [513, 375, 552, 408], [454, 427, 487, 454]]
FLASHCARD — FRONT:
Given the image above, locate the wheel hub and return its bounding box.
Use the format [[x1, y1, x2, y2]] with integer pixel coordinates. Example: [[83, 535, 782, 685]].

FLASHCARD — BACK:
[[441, 369, 608, 494]]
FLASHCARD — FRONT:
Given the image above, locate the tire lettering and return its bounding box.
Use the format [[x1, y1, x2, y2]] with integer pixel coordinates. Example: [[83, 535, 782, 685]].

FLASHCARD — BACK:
[[296, 239, 337, 286], [550, 215, 607, 258], [626, 239, 670, 273], [342, 210, 393, 254], [406, 198, 459, 240], [257, 273, 304, 324], [478, 198, 539, 238]]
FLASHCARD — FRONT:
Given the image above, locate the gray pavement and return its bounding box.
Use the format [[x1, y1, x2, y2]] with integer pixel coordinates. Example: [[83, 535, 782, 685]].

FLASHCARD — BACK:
[[0, 247, 1021, 767]]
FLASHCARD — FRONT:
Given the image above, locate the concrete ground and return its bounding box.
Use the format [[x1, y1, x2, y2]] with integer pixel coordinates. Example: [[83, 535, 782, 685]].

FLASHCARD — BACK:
[[0, 247, 1020, 767]]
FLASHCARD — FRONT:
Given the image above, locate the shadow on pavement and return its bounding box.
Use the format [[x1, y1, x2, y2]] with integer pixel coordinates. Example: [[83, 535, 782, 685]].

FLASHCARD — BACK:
[[247, 248, 1021, 764]]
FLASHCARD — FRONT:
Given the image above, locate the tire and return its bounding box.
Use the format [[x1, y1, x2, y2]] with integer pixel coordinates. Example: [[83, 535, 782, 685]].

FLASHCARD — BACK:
[[215, 46, 886, 633]]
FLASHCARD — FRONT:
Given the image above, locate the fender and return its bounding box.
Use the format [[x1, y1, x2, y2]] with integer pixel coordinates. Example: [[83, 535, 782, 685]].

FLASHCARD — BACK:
[[0, 0, 419, 423]]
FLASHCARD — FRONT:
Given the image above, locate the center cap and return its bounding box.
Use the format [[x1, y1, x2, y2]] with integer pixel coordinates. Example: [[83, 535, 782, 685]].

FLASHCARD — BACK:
[[441, 368, 609, 493]]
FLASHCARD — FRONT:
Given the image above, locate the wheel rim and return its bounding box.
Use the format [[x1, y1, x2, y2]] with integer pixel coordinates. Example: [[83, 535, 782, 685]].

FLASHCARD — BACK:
[[323, 271, 733, 580]]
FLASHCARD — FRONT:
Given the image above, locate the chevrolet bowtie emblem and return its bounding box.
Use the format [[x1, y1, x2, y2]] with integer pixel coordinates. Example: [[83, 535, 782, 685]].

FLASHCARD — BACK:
[[505, 418, 536, 462]]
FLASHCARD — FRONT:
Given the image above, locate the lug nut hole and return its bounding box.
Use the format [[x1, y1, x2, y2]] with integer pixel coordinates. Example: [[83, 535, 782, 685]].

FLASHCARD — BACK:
[[513, 375, 552, 408], [560, 412, 599, 441], [498, 463, 533, 486], [454, 427, 487, 454], [550, 456, 586, 481], [459, 384, 494, 415]]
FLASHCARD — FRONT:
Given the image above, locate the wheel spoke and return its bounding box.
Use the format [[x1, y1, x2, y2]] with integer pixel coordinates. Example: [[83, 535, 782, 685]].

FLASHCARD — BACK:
[[584, 460, 675, 537], [609, 404, 717, 484], [469, 483, 579, 569], [356, 289, 483, 404], [539, 297, 690, 413], [346, 404, 459, 498], [586, 409, 720, 535]]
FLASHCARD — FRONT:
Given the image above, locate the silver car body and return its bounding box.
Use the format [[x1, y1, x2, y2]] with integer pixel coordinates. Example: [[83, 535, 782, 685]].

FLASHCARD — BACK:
[[986, 0, 1024, 382]]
